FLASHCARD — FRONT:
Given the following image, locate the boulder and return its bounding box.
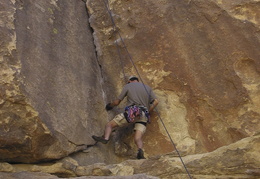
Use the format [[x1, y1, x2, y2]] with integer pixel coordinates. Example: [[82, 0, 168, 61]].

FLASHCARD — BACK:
[[0, 0, 114, 163], [0, 135, 258, 178]]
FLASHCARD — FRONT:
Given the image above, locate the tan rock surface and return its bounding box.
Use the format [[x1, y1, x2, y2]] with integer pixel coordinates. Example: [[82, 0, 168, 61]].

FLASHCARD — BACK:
[[0, 0, 259, 178], [0, 135, 258, 178], [0, 0, 119, 163], [86, 0, 260, 157]]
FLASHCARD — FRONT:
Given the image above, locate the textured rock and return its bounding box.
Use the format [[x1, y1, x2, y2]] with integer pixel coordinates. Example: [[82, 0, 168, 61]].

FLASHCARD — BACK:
[[74, 135, 260, 178], [0, 172, 59, 179], [0, 0, 117, 163], [86, 0, 260, 157], [0, 135, 259, 178], [0, 172, 158, 179], [0, 0, 260, 178], [212, 0, 260, 28]]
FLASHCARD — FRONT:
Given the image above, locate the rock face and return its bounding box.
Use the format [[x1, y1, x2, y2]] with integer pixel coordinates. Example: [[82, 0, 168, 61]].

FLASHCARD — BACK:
[[0, 135, 259, 178], [0, 0, 115, 163], [0, 0, 259, 178], [86, 0, 260, 156]]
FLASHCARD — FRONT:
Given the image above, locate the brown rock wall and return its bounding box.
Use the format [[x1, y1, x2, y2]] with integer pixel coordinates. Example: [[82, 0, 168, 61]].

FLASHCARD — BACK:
[[0, 135, 258, 178], [0, 0, 259, 173], [86, 0, 260, 156], [0, 0, 113, 163], [0, 0, 259, 178]]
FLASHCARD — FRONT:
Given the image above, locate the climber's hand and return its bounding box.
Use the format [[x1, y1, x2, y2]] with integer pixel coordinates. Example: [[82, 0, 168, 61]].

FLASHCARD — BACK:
[[105, 103, 113, 111]]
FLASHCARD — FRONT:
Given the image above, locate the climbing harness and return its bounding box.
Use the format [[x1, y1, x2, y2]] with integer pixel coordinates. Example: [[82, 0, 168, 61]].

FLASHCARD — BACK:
[[124, 105, 150, 123], [101, 0, 193, 178], [124, 105, 141, 123]]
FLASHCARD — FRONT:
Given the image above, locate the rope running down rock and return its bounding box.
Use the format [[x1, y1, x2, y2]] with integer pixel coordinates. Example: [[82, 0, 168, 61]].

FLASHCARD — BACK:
[[101, 0, 193, 178]]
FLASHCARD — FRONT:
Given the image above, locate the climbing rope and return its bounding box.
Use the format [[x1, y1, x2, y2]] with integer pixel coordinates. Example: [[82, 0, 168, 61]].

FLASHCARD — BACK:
[[102, 0, 127, 83], [101, 0, 146, 84], [101, 0, 192, 178]]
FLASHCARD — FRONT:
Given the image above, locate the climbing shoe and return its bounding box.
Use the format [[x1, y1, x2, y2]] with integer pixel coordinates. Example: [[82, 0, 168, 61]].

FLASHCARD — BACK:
[[92, 135, 109, 144], [137, 148, 145, 159]]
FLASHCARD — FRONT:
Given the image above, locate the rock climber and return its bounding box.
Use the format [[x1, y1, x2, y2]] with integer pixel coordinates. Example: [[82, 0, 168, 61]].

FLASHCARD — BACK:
[[92, 76, 159, 159]]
